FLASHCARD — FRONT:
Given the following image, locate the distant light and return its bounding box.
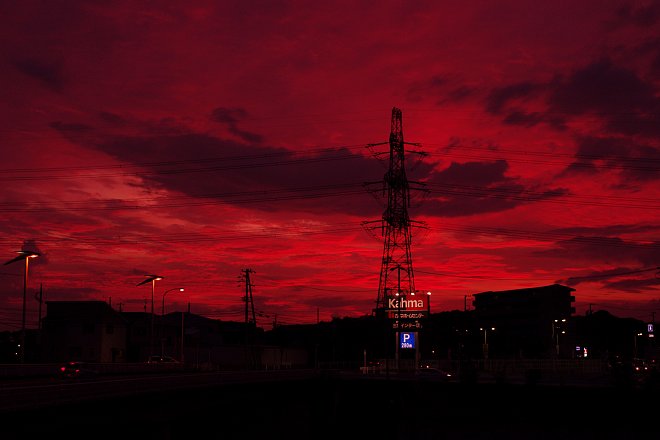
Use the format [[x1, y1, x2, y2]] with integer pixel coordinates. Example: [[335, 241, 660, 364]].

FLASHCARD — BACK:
[[427, 291, 431, 296], [179, 288, 185, 292]]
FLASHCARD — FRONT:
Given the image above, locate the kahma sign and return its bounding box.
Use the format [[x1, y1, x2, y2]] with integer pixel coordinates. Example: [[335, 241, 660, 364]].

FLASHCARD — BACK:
[[388, 297, 426, 310]]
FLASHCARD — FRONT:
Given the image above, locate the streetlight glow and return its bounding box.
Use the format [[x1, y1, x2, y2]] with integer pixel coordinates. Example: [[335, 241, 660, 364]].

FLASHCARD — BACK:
[[479, 326, 496, 359], [4, 250, 40, 363], [137, 274, 164, 358]]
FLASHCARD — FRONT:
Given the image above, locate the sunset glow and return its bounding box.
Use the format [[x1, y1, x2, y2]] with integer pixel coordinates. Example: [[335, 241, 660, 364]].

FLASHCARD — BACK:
[[1, 0, 658, 331]]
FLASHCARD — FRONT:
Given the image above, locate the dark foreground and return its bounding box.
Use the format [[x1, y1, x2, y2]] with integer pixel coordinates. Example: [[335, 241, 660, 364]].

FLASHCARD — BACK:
[[1, 372, 657, 440]]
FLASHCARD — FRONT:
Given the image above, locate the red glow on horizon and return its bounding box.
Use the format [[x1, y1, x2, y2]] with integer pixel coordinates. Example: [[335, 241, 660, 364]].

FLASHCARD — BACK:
[[0, 1, 658, 331]]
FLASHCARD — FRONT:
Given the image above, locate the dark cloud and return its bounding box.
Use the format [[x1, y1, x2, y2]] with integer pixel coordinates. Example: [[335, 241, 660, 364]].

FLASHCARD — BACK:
[[446, 86, 474, 102], [14, 57, 66, 91], [74, 127, 387, 216], [541, 236, 660, 267], [566, 136, 660, 181], [653, 51, 660, 73], [407, 76, 476, 104], [211, 107, 263, 144], [432, 160, 509, 187], [548, 59, 655, 114], [547, 59, 660, 137], [419, 160, 566, 217], [604, 277, 660, 293], [485, 82, 542, 114], [554, 224, 660, 237], [486, 58, 660, 138], [502, 111, 543, 127], [99, 112, 128, 126], [50, 121, 92, 132], [557, 266, 658, 287], [616, 2, 660, 27]]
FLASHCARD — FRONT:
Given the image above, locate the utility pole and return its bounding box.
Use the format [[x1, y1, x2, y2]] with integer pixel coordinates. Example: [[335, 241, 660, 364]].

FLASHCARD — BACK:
[[241, 269, 256, 326], [241, 268, 257, 369], [180, 311, 185, 363], [35, 283, 43, 330]]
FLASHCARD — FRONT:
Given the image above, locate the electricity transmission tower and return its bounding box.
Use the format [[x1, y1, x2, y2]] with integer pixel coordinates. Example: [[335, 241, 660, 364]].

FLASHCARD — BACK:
[[364, 107, 427, 315]]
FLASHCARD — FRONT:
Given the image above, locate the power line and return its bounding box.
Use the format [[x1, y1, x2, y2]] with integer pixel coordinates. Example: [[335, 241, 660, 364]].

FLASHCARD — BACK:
[[562, 267, 659, 281], [415, 269, 555, 281]]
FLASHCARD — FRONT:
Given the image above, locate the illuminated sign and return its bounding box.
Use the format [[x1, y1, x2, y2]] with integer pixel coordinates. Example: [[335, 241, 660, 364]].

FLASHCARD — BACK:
[[388, 296, 427, 310], [648, 323, 654, 333], [392, 320, 423, 330], [400, 332, 415, 349], [388, 311, 428, 320]]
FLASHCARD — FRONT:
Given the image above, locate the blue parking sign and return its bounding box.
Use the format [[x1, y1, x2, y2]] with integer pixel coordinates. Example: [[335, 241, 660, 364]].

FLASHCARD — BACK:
[[400, 332, 415, 349]]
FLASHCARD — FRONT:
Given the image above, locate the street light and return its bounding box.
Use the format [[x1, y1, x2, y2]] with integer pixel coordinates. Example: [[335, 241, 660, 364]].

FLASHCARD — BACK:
[[162, 287, 184, 316], [426, 291, 431, 315], [137, 274, 163, 358], [480, 327, 495, 360], [395, 291, 401, 370], [634, 332, 643, 359], [552, 318, 567, 357], [4, 250, 40, 363], [160, 287, 184, 358]]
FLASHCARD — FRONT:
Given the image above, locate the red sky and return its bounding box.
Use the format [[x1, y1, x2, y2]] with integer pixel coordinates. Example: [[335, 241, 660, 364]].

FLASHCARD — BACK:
[[1, 0, 659, 331]]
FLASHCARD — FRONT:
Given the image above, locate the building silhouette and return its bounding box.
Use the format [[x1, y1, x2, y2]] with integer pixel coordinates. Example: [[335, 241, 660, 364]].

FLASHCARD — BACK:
[[472, 284, 576, 358]]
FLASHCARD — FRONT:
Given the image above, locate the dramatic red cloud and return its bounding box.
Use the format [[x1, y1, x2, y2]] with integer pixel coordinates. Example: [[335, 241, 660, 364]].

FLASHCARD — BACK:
[[1, 1, 658, 331]]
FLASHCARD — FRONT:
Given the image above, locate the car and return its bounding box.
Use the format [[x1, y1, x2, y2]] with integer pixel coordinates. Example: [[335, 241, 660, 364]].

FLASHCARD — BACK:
[[146, 355, 180, 364], [59, 361, 99, 379], [416, 366, 454, 382]]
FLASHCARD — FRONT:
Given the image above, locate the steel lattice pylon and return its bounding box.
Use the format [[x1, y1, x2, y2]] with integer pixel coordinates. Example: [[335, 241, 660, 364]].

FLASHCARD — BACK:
[[374, 107, 415, 313]]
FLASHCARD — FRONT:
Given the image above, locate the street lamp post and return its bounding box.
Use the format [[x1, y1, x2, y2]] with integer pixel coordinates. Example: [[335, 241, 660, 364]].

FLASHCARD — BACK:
[[161, 287, 184, 358], [634, 332, 643, 359], [553, 318, 567, 357], [390, 264, 402, 371], [480, 327, 495, 360], [4, 250, 40, 363], [395, 291, 401, 370], [137, 274, 163, 359]]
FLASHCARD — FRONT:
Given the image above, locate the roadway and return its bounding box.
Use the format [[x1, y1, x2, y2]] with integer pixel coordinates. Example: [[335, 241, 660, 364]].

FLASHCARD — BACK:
[[1, 368, 658, 439], [0, 368, 318, 412]]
